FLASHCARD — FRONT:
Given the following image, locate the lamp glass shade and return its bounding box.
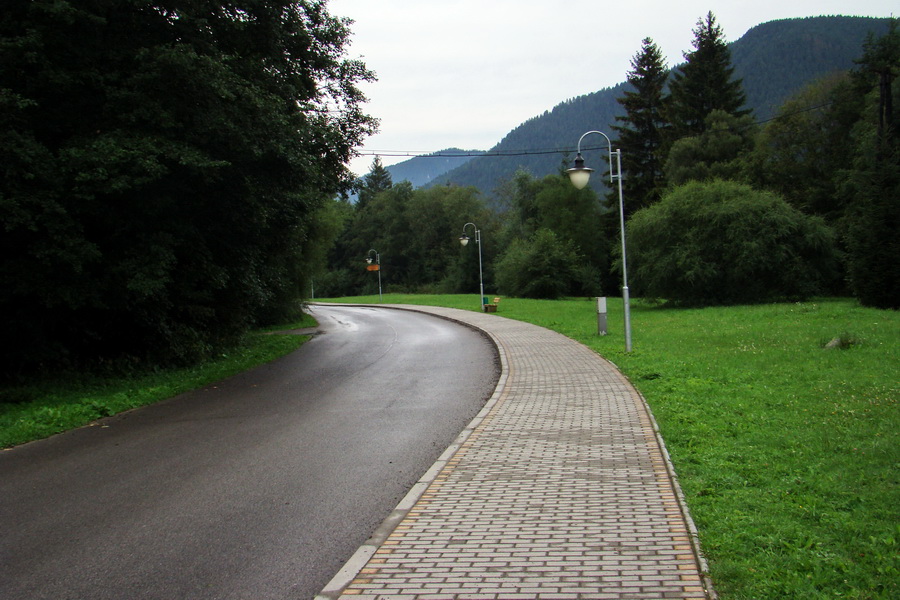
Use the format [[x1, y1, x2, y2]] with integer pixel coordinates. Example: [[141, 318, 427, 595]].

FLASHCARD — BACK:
[[366, 257, 372, 264], [567, 167, 593, 190], [459, 235, 470, 247]]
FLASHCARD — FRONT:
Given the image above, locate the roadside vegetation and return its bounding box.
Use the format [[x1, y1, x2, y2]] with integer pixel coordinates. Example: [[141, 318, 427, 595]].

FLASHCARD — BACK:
[[323, 294, 899, 600], [0, 314, 315, 449]]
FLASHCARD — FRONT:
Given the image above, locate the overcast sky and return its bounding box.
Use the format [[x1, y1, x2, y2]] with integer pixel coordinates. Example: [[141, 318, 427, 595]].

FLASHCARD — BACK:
[[328, 0, 895, 176]]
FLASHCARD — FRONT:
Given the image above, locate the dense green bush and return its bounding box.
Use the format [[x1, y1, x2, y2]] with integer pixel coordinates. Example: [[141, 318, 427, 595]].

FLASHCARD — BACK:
[[626, 180, 839, 305], [495, 229, 599, 299]]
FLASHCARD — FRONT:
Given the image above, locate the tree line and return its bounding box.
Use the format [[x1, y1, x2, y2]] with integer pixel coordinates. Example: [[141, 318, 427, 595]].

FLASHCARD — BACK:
[[424, 16, 892, 197], [1, 6, 895, 377], [323, 13, 898, 312], [1, 1, 375, 375]]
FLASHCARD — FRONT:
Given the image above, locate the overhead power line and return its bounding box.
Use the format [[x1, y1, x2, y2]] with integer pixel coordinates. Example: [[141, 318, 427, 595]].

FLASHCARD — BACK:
[[351, 100, 836, 162], [354, 146, 607, 160]]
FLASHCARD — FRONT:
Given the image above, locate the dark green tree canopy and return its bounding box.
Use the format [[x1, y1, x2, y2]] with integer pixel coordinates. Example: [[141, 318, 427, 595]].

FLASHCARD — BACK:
[[0, 0, 376, 372], [666, 12, 750, 140], [664, 110, 757, 186], [494, 229, 589, 300], [493, 171, 604, 298], [612, 37, 669, 213], [319, 181, 492, 297], [843, 19, 899, 308], [626, 180, 840, 305], [355, 156, 393, 210], [750, 72, 861, 224], [854, 19, 899, 143]]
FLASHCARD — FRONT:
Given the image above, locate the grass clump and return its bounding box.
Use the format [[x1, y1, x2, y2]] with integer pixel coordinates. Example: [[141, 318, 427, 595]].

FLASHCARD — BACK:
[[822, 332, 861, 349], [0, 314, 315, 449], [323, 294, 899, 599]]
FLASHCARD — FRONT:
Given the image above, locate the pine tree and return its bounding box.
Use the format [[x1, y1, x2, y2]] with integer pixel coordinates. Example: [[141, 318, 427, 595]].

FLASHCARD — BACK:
[[612, 38, 669, 214], [666, 12, 750, 141], [356, 156, 393, 210]]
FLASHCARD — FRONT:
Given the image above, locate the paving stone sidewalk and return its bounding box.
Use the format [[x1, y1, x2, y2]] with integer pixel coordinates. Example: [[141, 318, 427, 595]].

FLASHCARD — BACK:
[[316, 305, 715, 600]]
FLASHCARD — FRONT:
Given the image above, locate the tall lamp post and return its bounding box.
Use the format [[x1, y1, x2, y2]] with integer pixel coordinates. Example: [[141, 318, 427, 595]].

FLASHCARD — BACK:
[[566, 130, 632, 352], [459, 222, 485, 312], [365, 248, 382, 303]]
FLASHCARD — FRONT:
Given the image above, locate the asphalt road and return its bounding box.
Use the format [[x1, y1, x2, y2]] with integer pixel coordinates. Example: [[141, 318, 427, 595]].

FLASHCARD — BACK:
[[0, 304, 499, 600]]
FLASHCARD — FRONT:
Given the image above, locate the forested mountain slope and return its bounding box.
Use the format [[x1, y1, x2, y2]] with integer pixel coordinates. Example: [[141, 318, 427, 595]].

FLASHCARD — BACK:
[[385, 148, 483, 187], [401, 16, 892, 197]]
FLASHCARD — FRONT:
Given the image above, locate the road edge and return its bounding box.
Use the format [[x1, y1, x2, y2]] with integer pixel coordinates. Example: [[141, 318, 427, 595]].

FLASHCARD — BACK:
[[312, 304, 511, 600]]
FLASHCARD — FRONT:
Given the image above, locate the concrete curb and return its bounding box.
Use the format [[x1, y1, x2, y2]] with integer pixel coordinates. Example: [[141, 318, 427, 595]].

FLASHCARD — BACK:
[[314, 304, 511, 600], [312, 303, 715, 600]]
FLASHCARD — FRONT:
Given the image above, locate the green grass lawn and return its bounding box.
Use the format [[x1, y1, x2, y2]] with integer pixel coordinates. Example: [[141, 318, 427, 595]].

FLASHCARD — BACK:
[[323, 294, 899, 599], [3, 295, 897, 598], [0, 314, 316, 449]]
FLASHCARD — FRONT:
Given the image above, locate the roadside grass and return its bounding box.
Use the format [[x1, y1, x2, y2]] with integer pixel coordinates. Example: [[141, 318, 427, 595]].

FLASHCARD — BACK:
[[0, 313, 316, 449], [322, 294, 899, 600]]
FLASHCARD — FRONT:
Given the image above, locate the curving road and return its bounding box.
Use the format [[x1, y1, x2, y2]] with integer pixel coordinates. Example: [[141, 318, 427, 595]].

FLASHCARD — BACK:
[[0, 305, 499, 600]]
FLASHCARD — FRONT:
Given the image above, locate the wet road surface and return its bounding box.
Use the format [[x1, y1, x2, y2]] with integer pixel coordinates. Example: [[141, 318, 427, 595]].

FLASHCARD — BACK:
[[0, 304, 499, 600]]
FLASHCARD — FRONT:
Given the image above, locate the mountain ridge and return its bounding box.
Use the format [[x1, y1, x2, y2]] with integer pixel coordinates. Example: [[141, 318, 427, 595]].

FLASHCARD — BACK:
[[384, 148, 483, 187], [382, 15, 892, 198]]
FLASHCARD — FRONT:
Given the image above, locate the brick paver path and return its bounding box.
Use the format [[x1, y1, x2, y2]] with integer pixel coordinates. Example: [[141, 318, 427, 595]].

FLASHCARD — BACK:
[[317, 305, 714, 600]]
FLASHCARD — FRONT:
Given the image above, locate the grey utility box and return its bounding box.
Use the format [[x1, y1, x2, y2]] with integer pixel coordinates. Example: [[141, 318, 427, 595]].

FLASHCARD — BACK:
[[596, 297, 608, 336]]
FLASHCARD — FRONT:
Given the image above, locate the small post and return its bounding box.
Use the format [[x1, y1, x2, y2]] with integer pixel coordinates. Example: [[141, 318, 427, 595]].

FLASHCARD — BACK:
[[596, 297, 608, 336]]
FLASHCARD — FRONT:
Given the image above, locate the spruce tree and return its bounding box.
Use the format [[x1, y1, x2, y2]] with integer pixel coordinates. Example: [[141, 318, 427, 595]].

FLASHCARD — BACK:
[[356, 156, 393, 210], [612, 38, 669, 214], [844, 19, 899, 309], [666, 12, 749, 141]]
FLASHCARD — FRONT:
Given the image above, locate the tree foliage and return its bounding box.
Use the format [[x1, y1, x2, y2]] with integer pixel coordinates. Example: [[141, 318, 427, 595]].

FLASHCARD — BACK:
[[666, 12, 750, 141], [321, 177, 492, 297], [0, 0, 376, 372], [843, 19, 900, 308], [495, 171, 605, 296], [664, 110, 757, 186], [750, 72, 862, 224], [494, 229, 589, 300], [355, 155, 392, 210], [626, 180, 840, 305], [612, 38, 669, 213]]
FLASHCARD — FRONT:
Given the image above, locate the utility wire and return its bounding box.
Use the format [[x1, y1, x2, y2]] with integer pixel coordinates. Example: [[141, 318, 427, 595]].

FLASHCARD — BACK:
[[355, 146, 605, 159], [351, 100, 836, 161]]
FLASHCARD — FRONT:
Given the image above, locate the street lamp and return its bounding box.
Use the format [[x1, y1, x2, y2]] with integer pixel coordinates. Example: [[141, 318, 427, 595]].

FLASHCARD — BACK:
[[459, 222, 485, 312], [365, 248, 382, 303], [566, 130, 632, 352]]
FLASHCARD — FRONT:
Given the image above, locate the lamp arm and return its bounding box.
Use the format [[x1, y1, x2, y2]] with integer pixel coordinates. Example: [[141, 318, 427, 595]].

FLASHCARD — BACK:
[[575, 131, 619, 184], [576, 130, 611, 154]]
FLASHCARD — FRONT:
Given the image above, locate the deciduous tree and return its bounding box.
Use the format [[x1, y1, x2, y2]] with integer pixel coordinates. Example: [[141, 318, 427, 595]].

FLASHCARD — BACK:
[[0, 1, 376, 372], [626, 180, 840, 305], [750, 72, 862, 225]]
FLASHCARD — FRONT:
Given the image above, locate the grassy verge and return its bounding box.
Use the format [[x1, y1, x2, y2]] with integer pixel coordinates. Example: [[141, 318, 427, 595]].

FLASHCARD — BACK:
[[322, 294, 899, 599], [0, 313, 316, 449]]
